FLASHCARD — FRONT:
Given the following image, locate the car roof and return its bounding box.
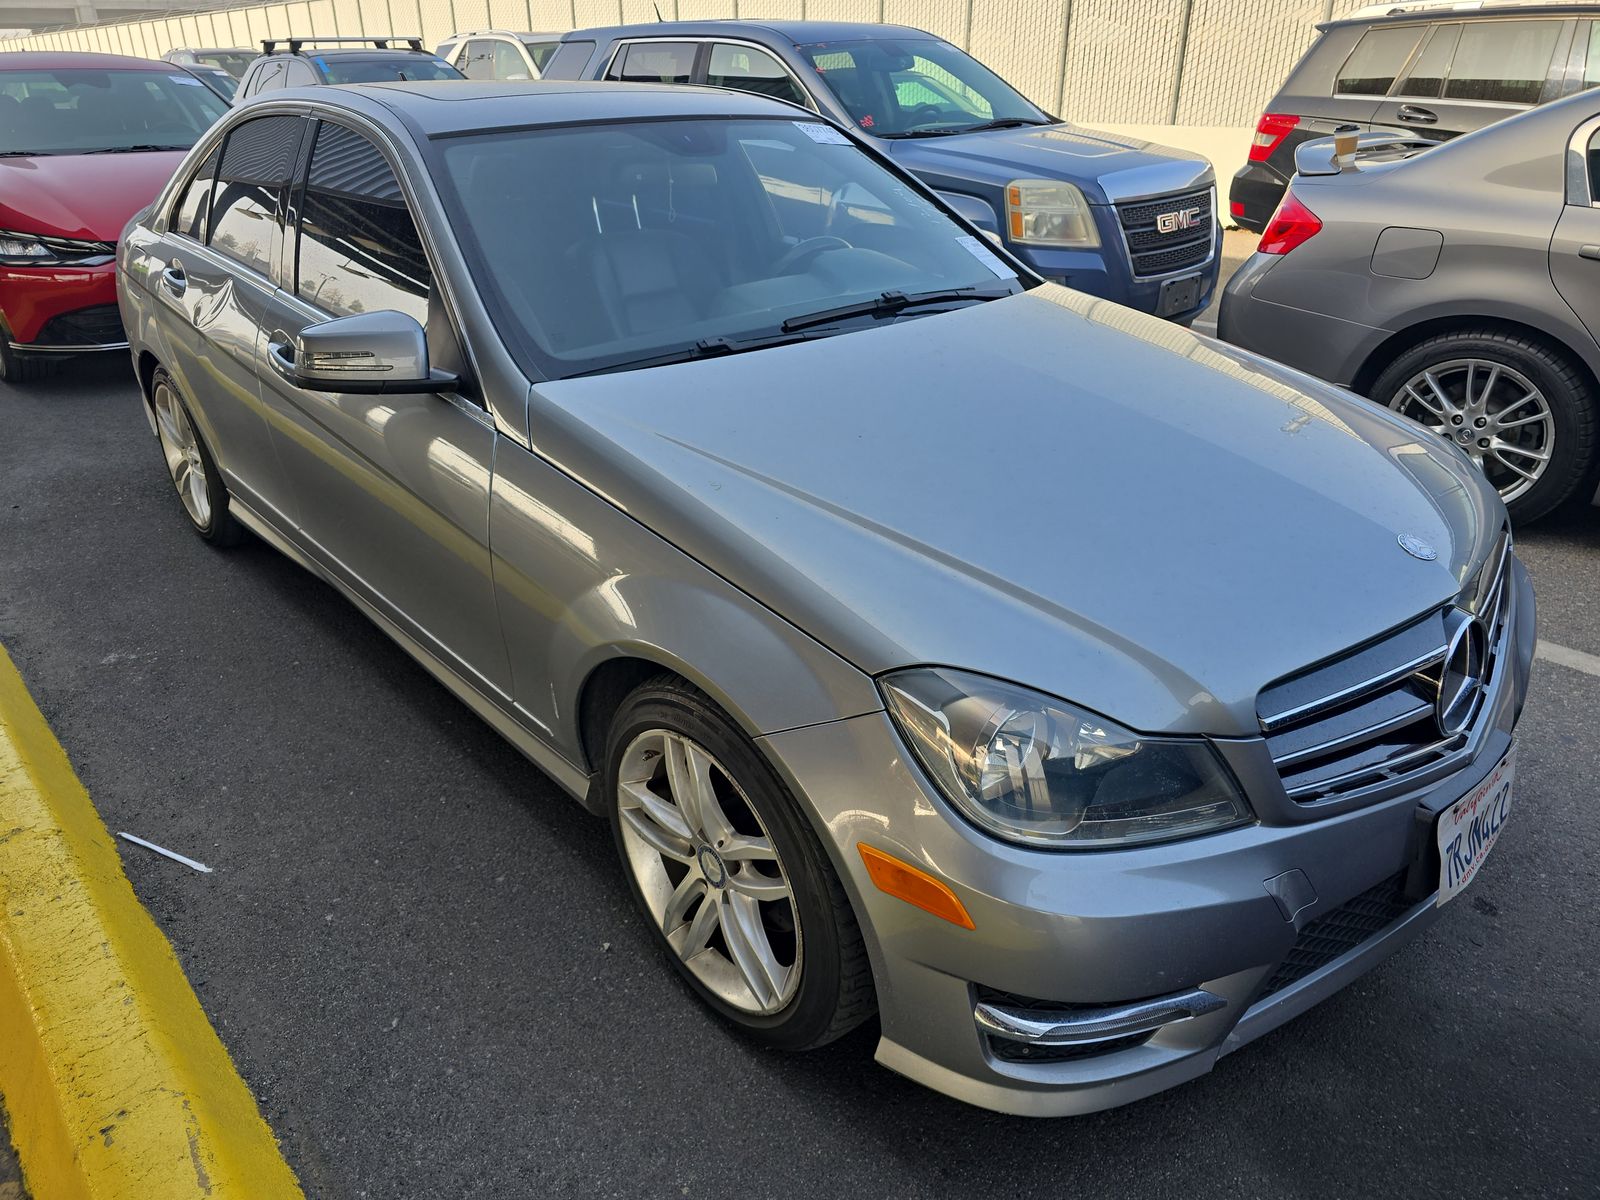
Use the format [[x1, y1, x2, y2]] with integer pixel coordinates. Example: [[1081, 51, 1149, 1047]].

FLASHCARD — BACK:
[[1326, 1, 1600, 29], [0, 50, 178, 71], [269, 78, 818, 134], [273, 47, 438, 58], [561, 20, 937, 46]]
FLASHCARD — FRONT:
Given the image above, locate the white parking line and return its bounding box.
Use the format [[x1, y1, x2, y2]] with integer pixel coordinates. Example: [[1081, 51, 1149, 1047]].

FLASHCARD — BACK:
[[1536, 640, 1600, 677]]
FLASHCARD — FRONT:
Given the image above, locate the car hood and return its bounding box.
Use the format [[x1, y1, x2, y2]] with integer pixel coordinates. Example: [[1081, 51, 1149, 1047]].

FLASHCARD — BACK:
[[0, 151, 186, 241], [530, 286, 1502, 737], [884, 122, 1213, 203]]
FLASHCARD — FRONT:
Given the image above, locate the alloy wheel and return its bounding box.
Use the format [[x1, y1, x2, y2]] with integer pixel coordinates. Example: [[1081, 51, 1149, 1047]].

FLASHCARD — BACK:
[[152, 381, 212, 528], [616, 728, 802, 1015], [1389, 358, 1554, 504]]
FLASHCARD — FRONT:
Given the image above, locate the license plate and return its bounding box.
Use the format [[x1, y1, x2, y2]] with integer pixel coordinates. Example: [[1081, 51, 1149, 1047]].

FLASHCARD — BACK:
[[1435, 748, 1514, 907], [1157, 273, 1202, 318]]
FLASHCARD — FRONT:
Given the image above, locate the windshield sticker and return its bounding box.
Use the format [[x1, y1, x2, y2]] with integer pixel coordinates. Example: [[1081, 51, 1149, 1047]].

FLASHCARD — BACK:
[[794, 121, 851, 145], [956, 234, 1011, 278], [168, 74, 204, 85]]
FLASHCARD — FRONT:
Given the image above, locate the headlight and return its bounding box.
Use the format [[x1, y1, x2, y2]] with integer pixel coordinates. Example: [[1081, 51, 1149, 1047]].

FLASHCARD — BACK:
[[881, 668, 1251, 849], [1004, 180, 1100, 248], [0, 233, 55, 264], [0, 230, 115, 266]]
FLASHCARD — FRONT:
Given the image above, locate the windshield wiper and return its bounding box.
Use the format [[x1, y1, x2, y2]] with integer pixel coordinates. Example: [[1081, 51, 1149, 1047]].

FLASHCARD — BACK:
[[880, 117, 1049, 140], [779, 286, 1011, 334], [81, 144, 190, 154], [0, 150, 46, 157], [566, 330, 823, 378]]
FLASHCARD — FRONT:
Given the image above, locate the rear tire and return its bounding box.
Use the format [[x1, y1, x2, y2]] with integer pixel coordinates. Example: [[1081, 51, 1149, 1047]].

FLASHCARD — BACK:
[[605, 674, 875, 1051], [150, 367, 243, 546], [1368, 330, 1597, 524]]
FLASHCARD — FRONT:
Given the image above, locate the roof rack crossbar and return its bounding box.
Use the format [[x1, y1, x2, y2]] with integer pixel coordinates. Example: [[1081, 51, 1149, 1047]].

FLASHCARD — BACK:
[[261, 35, 425, 55]]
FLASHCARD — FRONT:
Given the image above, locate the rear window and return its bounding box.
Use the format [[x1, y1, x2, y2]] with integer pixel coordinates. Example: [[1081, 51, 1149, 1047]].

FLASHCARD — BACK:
[[1443, 20, 1561, 105], [316, 55, 462, 84], [1336, 26, 1424, 96]]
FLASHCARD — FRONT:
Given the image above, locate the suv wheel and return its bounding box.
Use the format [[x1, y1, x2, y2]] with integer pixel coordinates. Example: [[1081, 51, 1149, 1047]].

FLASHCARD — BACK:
[[605, 675, 874, 1050], [1370, 330, 1597, 523]]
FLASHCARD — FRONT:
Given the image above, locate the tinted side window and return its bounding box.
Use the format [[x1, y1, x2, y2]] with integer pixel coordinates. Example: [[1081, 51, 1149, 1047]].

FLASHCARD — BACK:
[[1588, 127, 1600, 200], [1395, 24, 1459, 99], [295, 122, 430, 324], [461, 39, 496, 80], [285, 59, 317, 86], [1445, 20, 1562, 105], [210, 115, 303, 274], [249, 60, 288, 95], [170, 143, 220, 240], [608, 41, 697, 84], [542, 39, 595, 80], [525, 41, 558, 73], [1336, 26, 1424, 95], [707, 43, 807, 107]]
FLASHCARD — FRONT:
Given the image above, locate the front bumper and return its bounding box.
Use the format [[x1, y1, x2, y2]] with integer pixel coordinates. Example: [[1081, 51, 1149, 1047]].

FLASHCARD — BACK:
[[1013, 213, 1222, 324], [761, 558, 1534, 1116], [0, 261, 126, 353]]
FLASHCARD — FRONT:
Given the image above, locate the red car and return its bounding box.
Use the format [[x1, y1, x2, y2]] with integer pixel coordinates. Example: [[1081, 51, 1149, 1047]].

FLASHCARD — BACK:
[[0, 52, 227, 382]]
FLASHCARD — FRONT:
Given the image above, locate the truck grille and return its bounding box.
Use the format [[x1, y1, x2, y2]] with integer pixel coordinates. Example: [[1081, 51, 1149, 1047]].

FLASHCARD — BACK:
[[1115, 187, 1213, 278], [1257, 530, 1512, 806]]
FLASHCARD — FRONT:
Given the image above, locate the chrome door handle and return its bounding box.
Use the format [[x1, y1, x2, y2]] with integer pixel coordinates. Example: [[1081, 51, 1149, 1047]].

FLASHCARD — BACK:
[[1580, 245, 1600, 261], [160, 264, 187, 295], [1397, 104, 1438, 124], [266, 340, 297, 378]]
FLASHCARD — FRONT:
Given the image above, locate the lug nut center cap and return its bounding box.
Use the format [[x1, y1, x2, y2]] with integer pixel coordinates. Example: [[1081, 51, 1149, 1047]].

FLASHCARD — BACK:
[[697, 844, 727, 888]]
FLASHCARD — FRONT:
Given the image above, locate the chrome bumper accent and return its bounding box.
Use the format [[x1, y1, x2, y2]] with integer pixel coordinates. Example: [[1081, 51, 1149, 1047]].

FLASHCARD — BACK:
[[974, 987, 1227, 1046], [9, 340, 130, 353]]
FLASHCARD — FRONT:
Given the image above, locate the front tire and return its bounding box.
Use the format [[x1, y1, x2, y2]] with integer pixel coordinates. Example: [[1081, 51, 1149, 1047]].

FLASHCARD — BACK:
[[605, 675, 874, 1050], [1369, 330, 1598, 523], [150, 368, 242, 546], [0, 341, 54, 384]]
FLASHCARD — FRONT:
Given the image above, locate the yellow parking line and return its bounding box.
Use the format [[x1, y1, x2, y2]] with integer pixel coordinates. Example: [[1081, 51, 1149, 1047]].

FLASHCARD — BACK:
[[0, 644, 302, 1200]]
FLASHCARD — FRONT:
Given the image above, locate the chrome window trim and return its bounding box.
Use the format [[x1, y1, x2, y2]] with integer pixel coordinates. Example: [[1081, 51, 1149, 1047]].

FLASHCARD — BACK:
[[602, 35, 819, 113], [1564, 112, 1600, 204]]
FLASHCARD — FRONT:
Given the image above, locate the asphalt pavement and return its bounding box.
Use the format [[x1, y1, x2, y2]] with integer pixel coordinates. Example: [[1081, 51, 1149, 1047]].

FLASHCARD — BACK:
[[2, 346, 1598, 1199]]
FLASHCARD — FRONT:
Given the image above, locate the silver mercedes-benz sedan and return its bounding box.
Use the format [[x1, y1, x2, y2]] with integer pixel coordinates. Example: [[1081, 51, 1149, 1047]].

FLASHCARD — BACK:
[[117, 81, 1534, 1116]]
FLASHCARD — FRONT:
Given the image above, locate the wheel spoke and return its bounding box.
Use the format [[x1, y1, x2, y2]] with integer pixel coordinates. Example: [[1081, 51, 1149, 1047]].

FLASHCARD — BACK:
[[1474, 363, 1501, 409], [727, 868, 791, 902], [677, 887, 721, 957], [719, 833, 775, 862], [171, 459, 191, 496], [663, 734, 731, 845], [663, 869, 707, 932], [719, 892, 786, 1007], [618, 796, 694, 862], [1492, 439, 1550, 464], [1494, 410, 1548, 431], [1489, 449, 1539, 482], [1492, 391, 1541, 423], [1402, 383, 1449, 422], [1422, 371, 1459, 419], [620, 777, 692, 840]]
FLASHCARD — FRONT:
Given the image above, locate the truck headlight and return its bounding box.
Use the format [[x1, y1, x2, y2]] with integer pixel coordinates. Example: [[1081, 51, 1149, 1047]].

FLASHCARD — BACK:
[[881, 668, 1251, 849], [1004, 180, 1099, 248]]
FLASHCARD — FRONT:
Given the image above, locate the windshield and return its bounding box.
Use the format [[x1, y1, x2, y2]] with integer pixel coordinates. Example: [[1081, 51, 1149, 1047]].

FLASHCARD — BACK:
[[0, 68, 228, 156], [436, 117, 1024, 379], [318, 56, 463, 84], [798, 39, 1050, 138], [189, 68, 239, 101], [195, 52, 256, 78]]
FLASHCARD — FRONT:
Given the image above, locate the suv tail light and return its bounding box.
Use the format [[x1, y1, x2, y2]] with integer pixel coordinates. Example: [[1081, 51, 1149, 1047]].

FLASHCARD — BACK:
[[1249, 113, 1299, 162], [1258, 192, 1321, 256]]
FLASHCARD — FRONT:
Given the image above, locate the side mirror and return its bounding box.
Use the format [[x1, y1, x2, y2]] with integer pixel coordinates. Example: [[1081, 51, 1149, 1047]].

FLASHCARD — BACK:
[[267, 310, 458, 394]]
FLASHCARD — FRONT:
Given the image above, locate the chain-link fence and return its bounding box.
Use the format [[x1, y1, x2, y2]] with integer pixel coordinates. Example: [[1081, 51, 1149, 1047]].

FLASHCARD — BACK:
[[0, 0, 1374, 127]]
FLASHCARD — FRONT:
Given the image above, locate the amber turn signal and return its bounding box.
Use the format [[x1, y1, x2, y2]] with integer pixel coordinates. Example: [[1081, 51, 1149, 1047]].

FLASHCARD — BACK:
[[857, 844, 975, 930]]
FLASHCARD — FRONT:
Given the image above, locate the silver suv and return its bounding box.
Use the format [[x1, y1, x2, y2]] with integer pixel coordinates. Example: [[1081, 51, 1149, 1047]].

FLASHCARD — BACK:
[[117, 80, 1533, 1115]]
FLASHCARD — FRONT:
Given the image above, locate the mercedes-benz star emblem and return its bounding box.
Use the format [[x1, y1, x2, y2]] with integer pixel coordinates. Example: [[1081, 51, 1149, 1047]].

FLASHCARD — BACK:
[[1398, 534, 1438, 561], [697, 844, 727, 888], [1437, 618, 1488, 737]]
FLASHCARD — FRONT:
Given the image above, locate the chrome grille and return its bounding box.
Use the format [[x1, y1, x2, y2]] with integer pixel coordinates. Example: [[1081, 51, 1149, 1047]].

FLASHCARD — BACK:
[[1258, 531, 1513, 805], [1115, 187, 1213, 278]]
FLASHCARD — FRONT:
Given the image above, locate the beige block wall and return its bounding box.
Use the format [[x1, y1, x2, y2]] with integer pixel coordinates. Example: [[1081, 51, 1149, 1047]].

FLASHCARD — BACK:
[[0, 0, 1339, 140]]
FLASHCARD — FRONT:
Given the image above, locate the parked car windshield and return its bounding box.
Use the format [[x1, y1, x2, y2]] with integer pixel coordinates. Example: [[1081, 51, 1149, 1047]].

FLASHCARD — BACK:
[[317, 56, 463, 84], [183, 65, 239, 101], [194, 51, 256, 78], [0, 68, 228, 155], [436, 117, 1025, 378], [797, 39, 1051, 137]]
